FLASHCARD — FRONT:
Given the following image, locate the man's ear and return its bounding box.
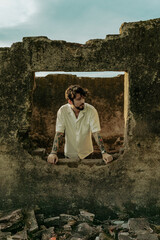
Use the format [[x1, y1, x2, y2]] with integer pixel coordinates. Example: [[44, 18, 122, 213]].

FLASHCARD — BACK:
[[68, 99, 73, 105]]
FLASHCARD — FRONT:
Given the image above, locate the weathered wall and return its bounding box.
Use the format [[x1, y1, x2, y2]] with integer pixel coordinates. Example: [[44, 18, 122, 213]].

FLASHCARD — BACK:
[[30, 74, 124, 153], [0, 18, 160, 217]]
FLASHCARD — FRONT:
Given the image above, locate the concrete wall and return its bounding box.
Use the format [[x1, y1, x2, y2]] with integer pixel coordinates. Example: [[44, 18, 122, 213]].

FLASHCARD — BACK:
[[0, 18, 160, 217], [30, 74, 124, 154]]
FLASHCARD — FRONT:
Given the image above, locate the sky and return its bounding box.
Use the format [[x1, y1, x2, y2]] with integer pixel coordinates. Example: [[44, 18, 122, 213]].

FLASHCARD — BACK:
[[0, 0, 159, 77]]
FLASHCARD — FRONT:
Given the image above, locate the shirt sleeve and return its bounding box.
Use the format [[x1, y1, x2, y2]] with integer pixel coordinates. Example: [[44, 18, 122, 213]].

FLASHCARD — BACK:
[[55, 108, 65, 133], [90, 107, 101, 133]]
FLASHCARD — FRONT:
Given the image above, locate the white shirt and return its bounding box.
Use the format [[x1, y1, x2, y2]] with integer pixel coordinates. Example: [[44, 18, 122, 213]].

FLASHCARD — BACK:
[[56, 103, 101, 159]]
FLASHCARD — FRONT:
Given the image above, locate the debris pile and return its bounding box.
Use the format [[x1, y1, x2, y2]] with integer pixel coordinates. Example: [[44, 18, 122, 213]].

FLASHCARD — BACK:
[[0, 209, 159, 240]]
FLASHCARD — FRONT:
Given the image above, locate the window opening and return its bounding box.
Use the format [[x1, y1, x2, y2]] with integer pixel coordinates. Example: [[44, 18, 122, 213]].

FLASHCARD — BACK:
[[29, 71, 126, 160]]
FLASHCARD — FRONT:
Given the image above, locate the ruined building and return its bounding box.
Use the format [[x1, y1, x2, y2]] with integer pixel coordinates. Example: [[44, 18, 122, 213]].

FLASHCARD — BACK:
[[0, 17, 160, 218]]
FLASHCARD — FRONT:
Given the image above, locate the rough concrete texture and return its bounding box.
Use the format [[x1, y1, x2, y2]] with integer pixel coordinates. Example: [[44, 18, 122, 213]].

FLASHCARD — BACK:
[[30, 74, 124, 153], [0, 18, 160, 218]]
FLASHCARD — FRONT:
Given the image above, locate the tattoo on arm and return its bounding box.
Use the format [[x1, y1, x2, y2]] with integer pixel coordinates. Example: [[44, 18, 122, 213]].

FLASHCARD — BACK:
[[51, 132, 64, 154], [93, 132, 106, 153]]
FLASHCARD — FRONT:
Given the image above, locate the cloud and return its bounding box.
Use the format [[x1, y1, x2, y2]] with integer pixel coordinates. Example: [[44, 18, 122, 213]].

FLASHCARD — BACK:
[[0, 0, 37, 28], [0, 0, 160, 47]]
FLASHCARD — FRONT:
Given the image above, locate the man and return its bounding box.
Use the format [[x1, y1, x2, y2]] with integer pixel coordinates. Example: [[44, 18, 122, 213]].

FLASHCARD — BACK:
[[47, 85, 113, 164]]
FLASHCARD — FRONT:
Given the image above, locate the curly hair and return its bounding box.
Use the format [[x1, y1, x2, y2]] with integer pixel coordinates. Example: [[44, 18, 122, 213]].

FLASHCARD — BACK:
[[65, 85, 89, 101]]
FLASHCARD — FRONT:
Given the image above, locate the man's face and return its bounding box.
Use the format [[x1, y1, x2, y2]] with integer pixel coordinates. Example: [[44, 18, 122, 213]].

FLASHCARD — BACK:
[[72, 93, 85, 110]]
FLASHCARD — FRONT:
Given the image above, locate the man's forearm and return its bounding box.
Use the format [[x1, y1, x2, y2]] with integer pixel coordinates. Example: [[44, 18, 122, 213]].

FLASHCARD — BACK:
[[92, 131, 107, 154], [51, 132, 64, 154]]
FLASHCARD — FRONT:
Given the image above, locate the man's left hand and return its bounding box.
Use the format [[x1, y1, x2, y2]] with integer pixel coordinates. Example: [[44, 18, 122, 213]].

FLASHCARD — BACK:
[[102, 153, 113, 164]]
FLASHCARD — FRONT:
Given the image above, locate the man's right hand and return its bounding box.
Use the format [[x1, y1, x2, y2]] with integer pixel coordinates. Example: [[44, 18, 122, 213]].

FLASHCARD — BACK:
[[47, 153, 58, 164]]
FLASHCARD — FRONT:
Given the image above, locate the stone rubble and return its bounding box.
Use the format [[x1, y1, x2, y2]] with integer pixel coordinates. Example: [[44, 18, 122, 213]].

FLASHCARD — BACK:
[[44, 217, 60, 228], [25, 210, 39, 233], [79, 210, 95, 223], [0, 209, 24, 232], [0, 208, 159, 240]]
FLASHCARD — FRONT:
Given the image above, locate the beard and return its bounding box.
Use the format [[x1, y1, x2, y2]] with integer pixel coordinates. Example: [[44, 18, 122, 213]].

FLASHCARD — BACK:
[[74, 103, 84, 111]]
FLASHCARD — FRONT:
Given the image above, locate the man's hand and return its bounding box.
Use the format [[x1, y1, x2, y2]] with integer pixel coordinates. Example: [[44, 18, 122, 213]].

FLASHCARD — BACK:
[[102, 153, 113, 164], [47, 153, 58, 164]]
